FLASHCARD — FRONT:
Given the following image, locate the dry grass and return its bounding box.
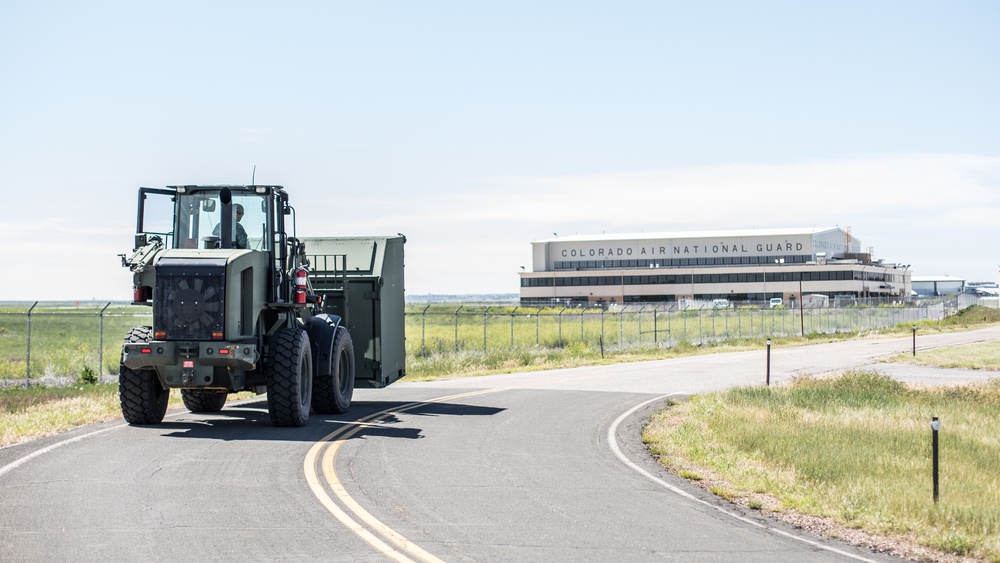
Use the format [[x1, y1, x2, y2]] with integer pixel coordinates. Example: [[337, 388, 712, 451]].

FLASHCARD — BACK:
[[1, 394, 121, 447], [403, 340, 764, 381], [0, 384, 254, 447], [886, 341, 1000, 371], [644, 371, 1000, 561]]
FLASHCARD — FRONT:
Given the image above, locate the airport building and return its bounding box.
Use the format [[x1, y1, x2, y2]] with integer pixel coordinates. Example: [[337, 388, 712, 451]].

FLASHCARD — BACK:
[[519, 227, 912, 306], [912, 276, 965, 297]]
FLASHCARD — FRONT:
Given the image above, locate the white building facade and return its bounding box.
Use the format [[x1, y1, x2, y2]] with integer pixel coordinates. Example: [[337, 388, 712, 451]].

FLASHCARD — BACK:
[[519, 228, 911, 306]]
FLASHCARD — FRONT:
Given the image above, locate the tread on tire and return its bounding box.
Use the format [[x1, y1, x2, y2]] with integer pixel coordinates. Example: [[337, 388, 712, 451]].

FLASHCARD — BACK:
[[181, 389, 228, 413], [266, 327, 312, 427], [118, 326, 170, 425]]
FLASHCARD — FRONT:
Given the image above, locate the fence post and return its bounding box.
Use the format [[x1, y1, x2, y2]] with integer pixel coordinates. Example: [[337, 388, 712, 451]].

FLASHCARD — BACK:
[[618, 306, 624, 348], [698, 305, 704, 344], [638, 305, 646, 344], [667, 307, 672, 347], [535, 307, 542, 345], [683, 304, 688, 342], [421, 304, 430, 357], [653, 308, 658, 345], [98, 302, 111, 382], [454, 305, 463, 352], [600, 309, 605, 348], [558, 306, 567, 345], [483, 307, 491, 352], [510, 306, 518, 349], [26, 301, 39, 386]]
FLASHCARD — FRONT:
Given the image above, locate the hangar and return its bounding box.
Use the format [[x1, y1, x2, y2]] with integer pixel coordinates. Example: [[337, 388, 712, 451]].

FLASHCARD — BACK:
[[912, 276, 965, 297], [519, 227, 912, 306]]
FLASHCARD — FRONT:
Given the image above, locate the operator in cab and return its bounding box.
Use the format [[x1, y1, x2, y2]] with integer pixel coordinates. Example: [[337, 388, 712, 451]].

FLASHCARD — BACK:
[[213, 203, 249, 249]]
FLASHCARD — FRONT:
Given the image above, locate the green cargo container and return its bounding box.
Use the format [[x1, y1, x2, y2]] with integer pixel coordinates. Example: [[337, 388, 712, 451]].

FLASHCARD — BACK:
[[303, 235, 406, 388]]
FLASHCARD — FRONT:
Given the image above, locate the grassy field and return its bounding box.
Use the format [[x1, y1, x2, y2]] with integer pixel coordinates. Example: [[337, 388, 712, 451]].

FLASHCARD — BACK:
[[406, 305, 1000, 380], [0, 303, 148, 381], [643, 371, 1000, 561], [404, 302, 934, 359], [887, 340, 1000, 371]]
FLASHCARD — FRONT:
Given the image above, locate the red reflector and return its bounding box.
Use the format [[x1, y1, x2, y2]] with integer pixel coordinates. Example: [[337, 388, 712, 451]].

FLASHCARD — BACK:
[[182, 360, 195, 368], [140, 347, 152, 354], [212, 332, 224, 340], [154, 331, 166, 339], [218, 348, 230, 355]]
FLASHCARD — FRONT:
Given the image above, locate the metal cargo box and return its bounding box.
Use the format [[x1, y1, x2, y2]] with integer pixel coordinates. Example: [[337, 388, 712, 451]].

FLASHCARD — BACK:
[[302, 235, 405, 388]]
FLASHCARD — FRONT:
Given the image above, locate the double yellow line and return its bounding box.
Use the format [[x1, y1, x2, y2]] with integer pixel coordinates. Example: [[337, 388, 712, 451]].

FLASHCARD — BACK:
[[304, 388, 505, 562]]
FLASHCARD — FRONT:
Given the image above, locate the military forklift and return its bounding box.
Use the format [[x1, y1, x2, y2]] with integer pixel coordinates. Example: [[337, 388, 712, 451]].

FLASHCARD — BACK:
[[119, 185, 405, 427]]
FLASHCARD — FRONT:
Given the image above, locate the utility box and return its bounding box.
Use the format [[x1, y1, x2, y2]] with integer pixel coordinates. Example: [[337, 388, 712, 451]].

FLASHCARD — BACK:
[[302, 235, 406, 388]]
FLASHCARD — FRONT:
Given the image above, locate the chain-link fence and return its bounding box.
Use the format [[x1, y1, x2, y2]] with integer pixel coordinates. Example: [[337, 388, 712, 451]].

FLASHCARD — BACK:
[[406, 299, 956, 357], [0, 302, 152, 385], [0, 296, 991, 385]]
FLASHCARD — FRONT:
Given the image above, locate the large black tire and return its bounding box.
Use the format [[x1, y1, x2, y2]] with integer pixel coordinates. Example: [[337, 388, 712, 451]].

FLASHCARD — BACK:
[[266, 327, 313, 427], [119, 326, 170, 425], [181, 390, 227, 413], [312, 326, 355, 415]]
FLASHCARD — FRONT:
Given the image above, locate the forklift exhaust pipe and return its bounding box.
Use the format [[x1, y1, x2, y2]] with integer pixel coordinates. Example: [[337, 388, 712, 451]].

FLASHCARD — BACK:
[[219, 187, 234, 249]]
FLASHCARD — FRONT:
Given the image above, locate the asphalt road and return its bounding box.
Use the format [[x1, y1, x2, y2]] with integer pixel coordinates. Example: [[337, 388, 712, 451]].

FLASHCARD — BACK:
[[2, 326, 998, 562]]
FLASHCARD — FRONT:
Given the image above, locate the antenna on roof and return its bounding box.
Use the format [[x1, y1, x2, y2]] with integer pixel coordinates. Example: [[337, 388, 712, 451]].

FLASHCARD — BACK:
[[251, 165, 256, 186]]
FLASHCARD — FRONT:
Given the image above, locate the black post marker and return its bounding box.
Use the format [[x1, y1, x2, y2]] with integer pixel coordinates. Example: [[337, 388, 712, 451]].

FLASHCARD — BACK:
[[931, 416, 941, 503]]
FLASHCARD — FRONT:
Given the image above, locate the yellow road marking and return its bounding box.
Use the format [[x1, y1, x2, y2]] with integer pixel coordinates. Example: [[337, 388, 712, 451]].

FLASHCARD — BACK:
[[305, 389, 505, 562], [303, 440, 415, 562], [304, 382, 614, 561]]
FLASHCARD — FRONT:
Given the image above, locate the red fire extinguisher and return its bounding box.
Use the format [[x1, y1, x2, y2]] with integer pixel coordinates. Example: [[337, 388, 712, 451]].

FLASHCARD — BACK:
[[294, 268, 308, 304]]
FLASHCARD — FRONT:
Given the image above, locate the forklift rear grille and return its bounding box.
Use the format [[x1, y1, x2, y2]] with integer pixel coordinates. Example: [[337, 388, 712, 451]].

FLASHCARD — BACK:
[[154, 260, 226, 340]]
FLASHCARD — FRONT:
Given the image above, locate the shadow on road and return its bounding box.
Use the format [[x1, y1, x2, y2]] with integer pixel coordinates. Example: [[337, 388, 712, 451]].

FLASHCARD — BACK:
[[153, 399, 506, 443]]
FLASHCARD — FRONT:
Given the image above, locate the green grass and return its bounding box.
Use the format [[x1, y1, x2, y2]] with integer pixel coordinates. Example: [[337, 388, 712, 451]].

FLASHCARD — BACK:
[[886, 340, 1000, 371], [937, 305, 1000, 327], [0, 303, 150, 380], [404, 302, 935, 360], [643, 371, 1000, 561], [404, 339, 758, 380], [404, 305, 1000, 380]]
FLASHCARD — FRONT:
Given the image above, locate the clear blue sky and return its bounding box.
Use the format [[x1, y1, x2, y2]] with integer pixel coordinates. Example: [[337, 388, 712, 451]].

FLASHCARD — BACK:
[[2, 1, 998, 300]]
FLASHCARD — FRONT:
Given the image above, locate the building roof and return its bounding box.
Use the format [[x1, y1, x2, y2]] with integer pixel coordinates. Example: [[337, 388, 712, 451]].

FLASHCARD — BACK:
[[537, 227, 844, 243], [911, 276, 965, 283]]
